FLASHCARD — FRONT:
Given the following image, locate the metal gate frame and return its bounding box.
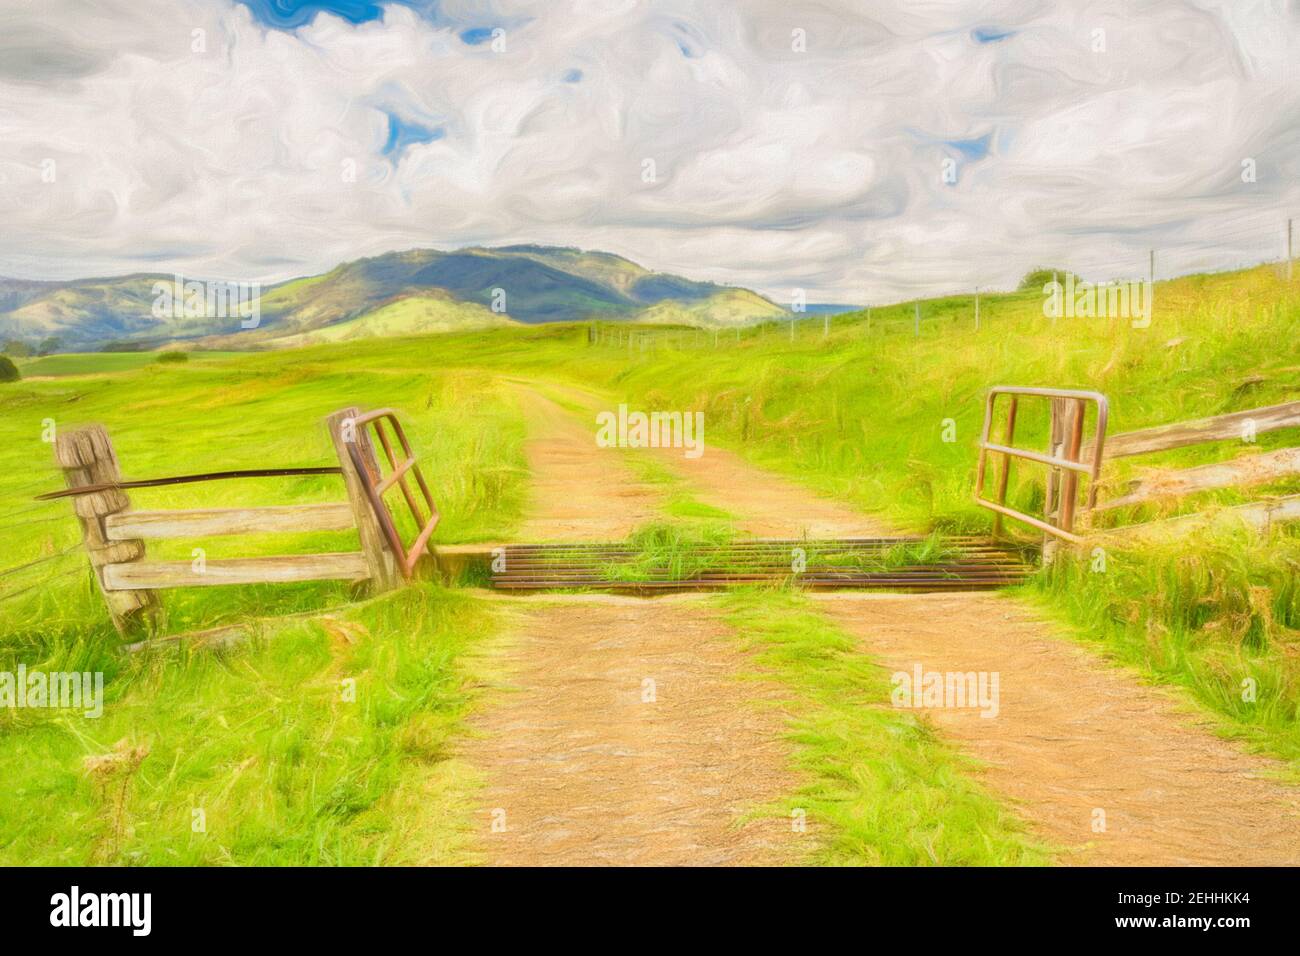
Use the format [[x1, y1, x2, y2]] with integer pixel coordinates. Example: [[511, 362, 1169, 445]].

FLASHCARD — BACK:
[[975, 386, 1109, 544], [344, 408, 440, 578]]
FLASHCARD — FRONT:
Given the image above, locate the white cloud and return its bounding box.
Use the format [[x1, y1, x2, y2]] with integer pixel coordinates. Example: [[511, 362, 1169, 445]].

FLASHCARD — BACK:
[[0, 0, 1296, 302]]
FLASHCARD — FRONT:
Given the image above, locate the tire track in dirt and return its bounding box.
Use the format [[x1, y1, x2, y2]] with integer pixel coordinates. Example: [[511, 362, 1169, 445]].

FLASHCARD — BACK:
[[646, 440, 891, 537], [466, 600, 800, 865], [509, 384, 663, 541], [817, 592, 1300, 865], [465, 384, 801, 865], [512, 377, 893, 538]]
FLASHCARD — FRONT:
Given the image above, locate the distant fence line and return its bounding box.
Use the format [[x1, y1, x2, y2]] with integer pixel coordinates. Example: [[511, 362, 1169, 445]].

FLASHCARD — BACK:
[[584, 240, 1297, 351]]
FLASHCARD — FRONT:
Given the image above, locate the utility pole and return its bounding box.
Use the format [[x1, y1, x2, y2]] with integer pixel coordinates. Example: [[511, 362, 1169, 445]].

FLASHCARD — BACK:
[[1149, 249, 1155, 286], [914, 302, 920, 337], [823, 313, 829, 339]]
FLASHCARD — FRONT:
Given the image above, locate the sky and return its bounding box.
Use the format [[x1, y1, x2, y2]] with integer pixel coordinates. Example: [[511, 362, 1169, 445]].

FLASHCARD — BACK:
[[0, 0, 1297, 304]]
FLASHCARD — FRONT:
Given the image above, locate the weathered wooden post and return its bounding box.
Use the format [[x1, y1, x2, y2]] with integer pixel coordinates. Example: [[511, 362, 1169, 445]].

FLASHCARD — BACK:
[[327, 407, 401, 591], [55, 425, 159, 634]]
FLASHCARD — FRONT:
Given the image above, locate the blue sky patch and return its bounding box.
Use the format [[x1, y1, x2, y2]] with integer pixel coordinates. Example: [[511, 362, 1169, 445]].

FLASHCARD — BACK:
[[236, 1, 443, 29], [238, 1, 389, 28], [972, 27, 1016, 44], [670, 21, 705, 59], [563, 69, 583, 83], [383, 113, 443, 159], [944, 133, 992, 162], [460, 26, 496, 45]]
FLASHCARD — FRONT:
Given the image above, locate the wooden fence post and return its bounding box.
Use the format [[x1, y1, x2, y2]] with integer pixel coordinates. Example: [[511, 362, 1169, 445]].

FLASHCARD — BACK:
[[55, 425, 158, 634], [327, 407, 401, 592]]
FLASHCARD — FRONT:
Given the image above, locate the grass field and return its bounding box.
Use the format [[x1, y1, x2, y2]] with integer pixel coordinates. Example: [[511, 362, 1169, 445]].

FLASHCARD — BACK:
[[15, 351, 244, 378], [1, 261, 1297, 863], [0, 352, 526, 864]]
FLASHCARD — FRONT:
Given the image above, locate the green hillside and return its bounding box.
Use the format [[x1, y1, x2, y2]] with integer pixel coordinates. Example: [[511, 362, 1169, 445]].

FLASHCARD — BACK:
[[262, 294, 514, 348], [1, 246, 792, 353], [633, 288, 786, 327]]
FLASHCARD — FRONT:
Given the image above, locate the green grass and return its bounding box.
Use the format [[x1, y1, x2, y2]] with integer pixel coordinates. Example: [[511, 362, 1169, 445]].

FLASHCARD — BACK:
[[597, 521, 734, 583], [0, 584, 495, 865], [267, 295, 512, 348], [810, 531, 963, 573], [0, 349, 528, 864], [16, 351, 241, 377], [714, 590, 1051, 865]]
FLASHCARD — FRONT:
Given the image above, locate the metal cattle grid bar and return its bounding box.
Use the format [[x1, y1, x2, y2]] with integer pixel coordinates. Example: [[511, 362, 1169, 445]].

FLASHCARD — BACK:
[[490, 536, 1033, 593]]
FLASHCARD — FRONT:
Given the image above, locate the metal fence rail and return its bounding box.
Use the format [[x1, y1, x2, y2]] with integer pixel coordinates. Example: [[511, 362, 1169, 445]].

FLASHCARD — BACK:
[[974, 386, 1109, 545]]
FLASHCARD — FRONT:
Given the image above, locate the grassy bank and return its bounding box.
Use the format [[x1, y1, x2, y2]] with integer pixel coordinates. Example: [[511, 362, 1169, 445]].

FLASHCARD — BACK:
[[0, 585, 495, 865]]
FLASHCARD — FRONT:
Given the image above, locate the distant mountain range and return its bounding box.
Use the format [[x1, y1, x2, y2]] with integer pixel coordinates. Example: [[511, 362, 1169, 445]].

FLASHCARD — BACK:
[[0, 245, 797, 352]]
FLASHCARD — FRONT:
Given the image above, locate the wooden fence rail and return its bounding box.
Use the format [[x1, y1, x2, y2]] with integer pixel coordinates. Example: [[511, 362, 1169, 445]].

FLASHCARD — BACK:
[[1082, 400, 1300, 461], [53, 406, 433, 635], [979, 388, 1300, 546]]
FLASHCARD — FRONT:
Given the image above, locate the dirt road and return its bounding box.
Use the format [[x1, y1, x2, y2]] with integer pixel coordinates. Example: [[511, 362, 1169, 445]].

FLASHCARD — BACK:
[[466, 598, 800, 865], [818, 593, 1300, 865], [463, 382, 1300, 866], [510, 383, 663, 541]]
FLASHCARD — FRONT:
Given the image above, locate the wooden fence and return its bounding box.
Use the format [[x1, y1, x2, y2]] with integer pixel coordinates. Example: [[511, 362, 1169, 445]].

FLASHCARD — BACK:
[[54, 406, 435, 634], [1082, 400, 1300, 538], [978, 389, 1300, 547]]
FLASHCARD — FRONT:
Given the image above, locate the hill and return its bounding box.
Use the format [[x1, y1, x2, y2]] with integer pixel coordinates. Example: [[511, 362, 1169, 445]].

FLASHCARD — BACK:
[[0, 246, 792, 352]]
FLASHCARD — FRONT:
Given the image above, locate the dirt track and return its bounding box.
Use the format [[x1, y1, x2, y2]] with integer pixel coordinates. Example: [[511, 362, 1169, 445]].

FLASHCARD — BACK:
[[465, 599, 800, 865], [648, 440, 889, 537], [511, 384, 663, 541], [819, 593, 1300, 865], [464, 383, 1300, 866]]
